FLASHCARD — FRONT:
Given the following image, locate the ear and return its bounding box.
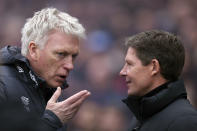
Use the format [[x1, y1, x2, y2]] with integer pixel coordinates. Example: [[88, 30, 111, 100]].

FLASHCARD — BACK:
[[28, 41, 40, 61], [150, 59, 160, 76]]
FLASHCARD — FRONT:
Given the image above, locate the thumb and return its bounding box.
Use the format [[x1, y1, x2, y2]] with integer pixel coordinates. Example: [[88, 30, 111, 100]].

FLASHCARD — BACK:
[[48, 87, 61, 103]]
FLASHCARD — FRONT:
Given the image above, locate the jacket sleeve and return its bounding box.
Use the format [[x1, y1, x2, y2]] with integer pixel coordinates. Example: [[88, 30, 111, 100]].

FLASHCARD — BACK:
[[41, 109, 63, 131], [168, 115, 197, 131]]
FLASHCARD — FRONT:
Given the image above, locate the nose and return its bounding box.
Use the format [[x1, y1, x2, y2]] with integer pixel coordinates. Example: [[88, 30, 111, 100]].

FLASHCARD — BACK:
[[120, 65, 127, 76], [63, 56, 74, 70]]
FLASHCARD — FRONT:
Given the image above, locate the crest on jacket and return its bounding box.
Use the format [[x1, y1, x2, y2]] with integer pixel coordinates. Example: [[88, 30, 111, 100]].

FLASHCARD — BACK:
[[21, 96, 30, 112]]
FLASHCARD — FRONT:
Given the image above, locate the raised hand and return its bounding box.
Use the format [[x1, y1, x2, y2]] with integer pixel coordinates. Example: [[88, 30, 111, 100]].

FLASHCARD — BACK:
[[46, 87, 91, 124]]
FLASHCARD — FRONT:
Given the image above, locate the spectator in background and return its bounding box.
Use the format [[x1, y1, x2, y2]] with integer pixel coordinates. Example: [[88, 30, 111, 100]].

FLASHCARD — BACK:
[[120, 30, 197, 131], [67, 101, 128, 131], [0, 8, 90, 131]]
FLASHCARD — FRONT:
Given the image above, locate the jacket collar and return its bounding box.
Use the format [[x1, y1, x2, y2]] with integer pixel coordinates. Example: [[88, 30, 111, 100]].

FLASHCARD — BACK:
[[122, 80, 187, 123]]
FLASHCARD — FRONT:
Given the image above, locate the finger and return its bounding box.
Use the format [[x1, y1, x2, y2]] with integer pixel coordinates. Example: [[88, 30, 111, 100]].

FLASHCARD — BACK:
[[70, 92, 91, 109], [48, 87, 61, 103], [66, 92, 91, 117], [62, 90, 90, 105]]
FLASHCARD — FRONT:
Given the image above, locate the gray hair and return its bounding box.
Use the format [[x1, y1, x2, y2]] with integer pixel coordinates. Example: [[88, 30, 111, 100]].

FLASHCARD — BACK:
[[21, 8, 86, 56]]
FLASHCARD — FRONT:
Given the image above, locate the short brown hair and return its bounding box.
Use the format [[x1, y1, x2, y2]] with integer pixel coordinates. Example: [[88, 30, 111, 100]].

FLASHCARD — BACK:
[[126, 30, 185, 81]]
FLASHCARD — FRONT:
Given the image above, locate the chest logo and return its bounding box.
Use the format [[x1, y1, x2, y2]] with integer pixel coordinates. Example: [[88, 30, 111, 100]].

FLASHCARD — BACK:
[[21, 96, 30, 112], [21, 96, 29, 106]]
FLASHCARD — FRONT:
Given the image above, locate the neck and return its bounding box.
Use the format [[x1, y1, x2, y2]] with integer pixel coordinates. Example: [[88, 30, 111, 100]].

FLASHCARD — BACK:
[[153, 77, 168, 90], [141, 76, 168, 97]]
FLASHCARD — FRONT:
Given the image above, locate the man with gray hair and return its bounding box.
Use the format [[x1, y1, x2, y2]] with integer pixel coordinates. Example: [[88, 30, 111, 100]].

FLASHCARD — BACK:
[[0, 8, 90, 130]]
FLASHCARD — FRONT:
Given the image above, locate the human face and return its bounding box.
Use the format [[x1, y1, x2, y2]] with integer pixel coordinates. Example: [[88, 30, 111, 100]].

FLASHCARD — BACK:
[[120, 47, 154, 97], [32, 30, 79, 88]]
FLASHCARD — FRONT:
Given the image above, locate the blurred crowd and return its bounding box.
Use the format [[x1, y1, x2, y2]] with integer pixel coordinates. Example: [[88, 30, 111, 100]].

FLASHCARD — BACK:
[[0, 0, 197, 130]]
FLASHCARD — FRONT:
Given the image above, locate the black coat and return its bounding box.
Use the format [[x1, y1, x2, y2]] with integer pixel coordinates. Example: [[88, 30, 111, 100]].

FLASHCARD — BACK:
[[0, 46, 68, 131], [123, 80, 197, 131]]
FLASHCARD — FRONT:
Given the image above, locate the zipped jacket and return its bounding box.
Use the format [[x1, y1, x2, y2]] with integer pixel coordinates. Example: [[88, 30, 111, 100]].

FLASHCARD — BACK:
[[123, 80, 197, 131], [0, 46, 68, 131]]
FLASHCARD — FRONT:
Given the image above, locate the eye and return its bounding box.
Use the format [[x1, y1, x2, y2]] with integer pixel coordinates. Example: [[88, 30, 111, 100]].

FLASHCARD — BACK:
[[56, 52, 67, 58], [126, 61, 131, 66], [127, 63, 131, 66], [58, 52, 64, 56], [72, 54, 78, 60]]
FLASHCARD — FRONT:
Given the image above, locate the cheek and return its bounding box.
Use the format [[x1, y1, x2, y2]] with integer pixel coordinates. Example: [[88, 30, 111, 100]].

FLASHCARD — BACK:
[[39, 58, 57, 75], [40, 58, 51, 69], [46, 60, 59, 72], [138, 72, 152, 89], [127, 68, 138, 77]]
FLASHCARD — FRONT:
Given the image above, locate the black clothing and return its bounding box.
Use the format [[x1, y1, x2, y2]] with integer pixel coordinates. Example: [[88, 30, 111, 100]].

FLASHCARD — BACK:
[[0, 46, 68, 131], [0, 101, 55, 131], [123, 80, 197, 131]]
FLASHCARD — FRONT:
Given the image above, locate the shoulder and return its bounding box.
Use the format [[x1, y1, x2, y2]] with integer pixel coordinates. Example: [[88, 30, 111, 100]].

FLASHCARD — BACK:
[[0, 64, 16, 76], [167, 114, 197, 131], [0, 64, 29, 100], [0, 64, 20, 85], [0, 65, 16, 101], [0, 64, 16, 86], [165, 98, 197, 116], [166, 99, 197, 131], [145, 98, 197, 129]]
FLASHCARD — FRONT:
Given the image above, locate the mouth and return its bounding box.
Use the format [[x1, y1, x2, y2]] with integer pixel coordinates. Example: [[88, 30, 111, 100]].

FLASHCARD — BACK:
[[126, 81, 131, 84], [59, 75, 66, 79], [56, 75, 67, 82], [126, 79, 131, 85]]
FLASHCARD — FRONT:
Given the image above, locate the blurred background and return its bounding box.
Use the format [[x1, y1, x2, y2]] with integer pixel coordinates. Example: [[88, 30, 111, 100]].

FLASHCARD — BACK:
[[0, 0, 197, 130]]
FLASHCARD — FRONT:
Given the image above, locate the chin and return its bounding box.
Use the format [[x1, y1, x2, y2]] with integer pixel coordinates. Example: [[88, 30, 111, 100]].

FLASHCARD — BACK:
[[127, 89, 133, 96], [47, 82, 62, 88], [127, 90, 139, 97]]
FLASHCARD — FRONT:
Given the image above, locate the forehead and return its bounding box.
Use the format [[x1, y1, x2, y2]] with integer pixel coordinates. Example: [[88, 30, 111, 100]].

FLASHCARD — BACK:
[[125, 48, 137, 60], [45, 30, 80, 53], [125, 47, 144, 66]]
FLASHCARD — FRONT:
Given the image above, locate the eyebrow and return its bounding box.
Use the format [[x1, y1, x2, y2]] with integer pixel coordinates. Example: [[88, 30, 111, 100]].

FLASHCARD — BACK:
[[55, 49, 78, 54]]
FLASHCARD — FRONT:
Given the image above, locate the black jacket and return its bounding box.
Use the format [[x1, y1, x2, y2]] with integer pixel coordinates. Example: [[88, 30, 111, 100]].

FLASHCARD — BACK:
[[123, 80, 197, 131], [0, 46, 67, 131]]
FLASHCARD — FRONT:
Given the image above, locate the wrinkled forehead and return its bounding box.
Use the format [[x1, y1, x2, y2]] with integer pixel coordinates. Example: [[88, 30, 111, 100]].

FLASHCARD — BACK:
[[44, 30, 80, 53]]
